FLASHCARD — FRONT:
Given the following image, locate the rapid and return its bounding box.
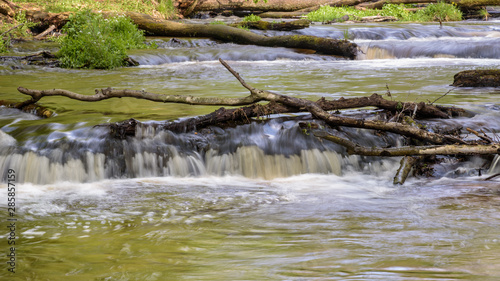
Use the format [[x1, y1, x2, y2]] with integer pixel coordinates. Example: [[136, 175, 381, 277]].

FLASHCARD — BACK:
[[1, 19, 500, 280]]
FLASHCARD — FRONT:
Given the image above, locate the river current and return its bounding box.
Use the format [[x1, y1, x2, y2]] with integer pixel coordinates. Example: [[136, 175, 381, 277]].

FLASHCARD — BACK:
[[1, 20, 500, 280]]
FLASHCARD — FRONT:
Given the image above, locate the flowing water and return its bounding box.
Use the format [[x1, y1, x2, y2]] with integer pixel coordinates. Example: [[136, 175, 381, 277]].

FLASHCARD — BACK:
[[1, 20, 500, 280]]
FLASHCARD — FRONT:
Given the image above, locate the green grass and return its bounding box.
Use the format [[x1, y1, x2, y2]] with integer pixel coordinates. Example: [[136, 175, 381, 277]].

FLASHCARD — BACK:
[[306, 3, 462, 23], [242, 14, 262, 22], [56, 9, 150, 69], [12, 0, 178, 19]]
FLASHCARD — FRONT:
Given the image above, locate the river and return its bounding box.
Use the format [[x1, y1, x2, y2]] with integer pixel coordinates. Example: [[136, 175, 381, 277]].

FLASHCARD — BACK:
[[1, 19, 500, 280]]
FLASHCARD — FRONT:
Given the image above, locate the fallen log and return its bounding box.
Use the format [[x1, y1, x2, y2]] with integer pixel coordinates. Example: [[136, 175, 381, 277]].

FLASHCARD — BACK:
[[0, 51, 59, 67], [19, 9, 358, 59], [357, 0, 498, 10], [230, 19, 311, 31], [452, 70, 500, 87], [123, 12, 358, 58]]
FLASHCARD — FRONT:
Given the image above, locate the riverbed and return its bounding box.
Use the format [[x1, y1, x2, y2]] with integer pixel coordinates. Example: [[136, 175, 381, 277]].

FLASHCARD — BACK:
[[1, 20, 500, 280]]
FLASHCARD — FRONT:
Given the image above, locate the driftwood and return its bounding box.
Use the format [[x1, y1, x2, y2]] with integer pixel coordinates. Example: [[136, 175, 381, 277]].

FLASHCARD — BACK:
[[33, 24, 56, 40], [393, 156, 423, 185], [314, 131, 499, 156], [16, 59, 469, 146], [452, 70, 500, 87], [10, 59, 500, 184]]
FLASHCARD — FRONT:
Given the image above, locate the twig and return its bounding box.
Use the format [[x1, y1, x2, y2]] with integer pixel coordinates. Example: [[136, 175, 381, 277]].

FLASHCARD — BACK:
[[484, 173, 500, 181], [430, 88, 453, 105], [0, 23, 24, 38], [466, 127, 494, 144]]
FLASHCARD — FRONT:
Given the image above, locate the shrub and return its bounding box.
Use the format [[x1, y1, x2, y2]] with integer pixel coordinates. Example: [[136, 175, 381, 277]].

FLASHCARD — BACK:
[[418, 2, 463, 22], [57, 9, 148, 69]]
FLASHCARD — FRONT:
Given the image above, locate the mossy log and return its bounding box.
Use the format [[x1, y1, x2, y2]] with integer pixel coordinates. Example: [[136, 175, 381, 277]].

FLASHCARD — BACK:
[[452, 70, 500, 87], [0, 51, 59, 67], [358, 0, 499, 10], [189, 0, 337, 13], [0, 99, 54, 118], [18, 9, 357, 59], [123, 12, 358, 58], [230, 19, 311, 31]]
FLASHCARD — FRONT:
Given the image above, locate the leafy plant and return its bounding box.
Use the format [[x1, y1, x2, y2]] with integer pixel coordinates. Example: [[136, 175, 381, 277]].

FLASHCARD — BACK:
[[242, 14, 262, 22], [479, 8, 489, 20], [57, 9, 149, 69], [0, 39, 8, 53], [418, 2, 462, 22]]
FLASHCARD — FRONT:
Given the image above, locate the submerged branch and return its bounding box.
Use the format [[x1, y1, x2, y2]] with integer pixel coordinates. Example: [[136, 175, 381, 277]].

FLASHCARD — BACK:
[[219, 58, 463, 145], [314, 131, 500, 156]]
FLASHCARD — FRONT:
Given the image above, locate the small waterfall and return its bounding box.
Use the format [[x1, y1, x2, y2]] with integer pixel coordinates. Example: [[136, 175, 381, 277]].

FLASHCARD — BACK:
[[1, 119, 363, 184], [0, 146, 342, 184], [358, 37, 500, 60], [489, 155, 500, 175]]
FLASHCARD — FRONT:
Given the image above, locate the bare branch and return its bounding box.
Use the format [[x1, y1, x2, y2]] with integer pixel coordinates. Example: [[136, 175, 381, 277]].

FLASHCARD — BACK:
[[314, 131, 499, 156], [16, 86, 264, 106]]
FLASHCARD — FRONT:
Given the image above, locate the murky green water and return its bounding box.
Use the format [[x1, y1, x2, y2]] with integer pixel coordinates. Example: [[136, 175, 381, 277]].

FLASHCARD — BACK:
[[1, 20, 500, 280]]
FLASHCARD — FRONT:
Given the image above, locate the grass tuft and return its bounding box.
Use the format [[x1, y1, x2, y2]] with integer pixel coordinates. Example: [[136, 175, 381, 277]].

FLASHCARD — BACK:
[[306, 3, 462, 23]]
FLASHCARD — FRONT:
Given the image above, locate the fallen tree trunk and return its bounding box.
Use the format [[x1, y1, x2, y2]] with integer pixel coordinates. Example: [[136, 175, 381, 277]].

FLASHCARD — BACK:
[[189, 0, 338, 13], [123, 12, 358, 58], [0, 51, 59, 67], [230, 19, 311, 31], [357, 0, 498, 10], [18, 9, 357, 59]]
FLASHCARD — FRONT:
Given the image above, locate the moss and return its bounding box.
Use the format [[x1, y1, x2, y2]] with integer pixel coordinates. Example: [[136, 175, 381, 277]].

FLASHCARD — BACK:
[[452, 70, 500, 87]]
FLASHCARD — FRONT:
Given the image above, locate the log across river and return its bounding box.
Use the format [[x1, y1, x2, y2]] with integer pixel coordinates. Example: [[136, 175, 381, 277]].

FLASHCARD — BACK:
[[1, 20, 500, 280]]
